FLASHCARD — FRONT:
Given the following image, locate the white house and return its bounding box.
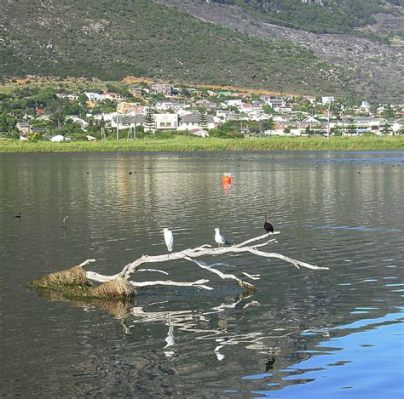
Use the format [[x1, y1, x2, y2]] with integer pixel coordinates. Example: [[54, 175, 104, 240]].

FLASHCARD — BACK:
[[321, 96, 335, 105], [178, 113, 216, 131], [154, 113, 179, 130]]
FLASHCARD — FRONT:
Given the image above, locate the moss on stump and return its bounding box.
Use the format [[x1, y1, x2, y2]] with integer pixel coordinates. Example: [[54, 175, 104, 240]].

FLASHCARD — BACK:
[[29, 266, 135, 300]]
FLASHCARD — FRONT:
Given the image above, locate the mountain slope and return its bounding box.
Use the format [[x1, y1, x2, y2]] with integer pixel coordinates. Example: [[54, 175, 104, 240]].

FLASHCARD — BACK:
[[0, 0, 402, 101], [157, 0, 404, 102], [210, 0, 404, 35], [0, 0, 352, 96]]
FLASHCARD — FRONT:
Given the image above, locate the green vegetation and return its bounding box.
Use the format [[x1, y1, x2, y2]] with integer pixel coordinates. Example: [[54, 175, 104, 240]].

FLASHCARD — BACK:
[[220, 0, 402, 34], [2, 136, 403, 152], [0, 0, 352, 96]]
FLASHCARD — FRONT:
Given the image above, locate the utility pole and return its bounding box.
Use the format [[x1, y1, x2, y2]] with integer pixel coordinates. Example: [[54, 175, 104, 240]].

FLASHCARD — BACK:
[[327, 101, 331, 140]]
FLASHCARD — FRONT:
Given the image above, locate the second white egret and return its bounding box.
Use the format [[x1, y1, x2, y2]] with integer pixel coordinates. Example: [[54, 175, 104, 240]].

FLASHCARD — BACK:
[[163, 228, 174, 253]]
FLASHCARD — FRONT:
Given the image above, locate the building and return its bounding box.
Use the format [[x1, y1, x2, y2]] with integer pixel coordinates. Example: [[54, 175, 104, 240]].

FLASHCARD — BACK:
[[150, 83, 174, 96], [178, 113, 216, 131], [16, 121, 31, 136], [117, 102, 146, 114], [154, 114, 179, 130]]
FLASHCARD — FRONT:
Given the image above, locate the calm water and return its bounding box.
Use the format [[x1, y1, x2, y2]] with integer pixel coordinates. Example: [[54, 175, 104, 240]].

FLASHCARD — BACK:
[[0, 151, 403, 398]]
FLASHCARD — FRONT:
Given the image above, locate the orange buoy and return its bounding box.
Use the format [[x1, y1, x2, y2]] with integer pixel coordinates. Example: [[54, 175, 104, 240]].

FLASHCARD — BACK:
[[221, 174, 232, 184]]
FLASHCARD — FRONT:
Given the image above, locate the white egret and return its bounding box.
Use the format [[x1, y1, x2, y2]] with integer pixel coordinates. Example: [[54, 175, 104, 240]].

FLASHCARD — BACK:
[[214, 228, 230, 247], [163, 228, 174, 253]]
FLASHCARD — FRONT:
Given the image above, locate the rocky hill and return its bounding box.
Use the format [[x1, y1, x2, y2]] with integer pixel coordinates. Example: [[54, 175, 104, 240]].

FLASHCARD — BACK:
[[158, 0, 404, 102], [0, 0, 402, 101]]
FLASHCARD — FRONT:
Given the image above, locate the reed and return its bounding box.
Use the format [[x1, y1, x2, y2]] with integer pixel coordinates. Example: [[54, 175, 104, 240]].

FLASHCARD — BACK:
[[1, 136, 403, 152]]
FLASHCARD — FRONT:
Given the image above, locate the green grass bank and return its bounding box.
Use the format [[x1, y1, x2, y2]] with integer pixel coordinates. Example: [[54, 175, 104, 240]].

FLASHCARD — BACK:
[[1, 136, 404, 153]]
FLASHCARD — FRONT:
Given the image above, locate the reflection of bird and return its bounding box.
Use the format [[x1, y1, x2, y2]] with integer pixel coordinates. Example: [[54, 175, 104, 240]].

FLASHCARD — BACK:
[[163, 228, 174, 253], [215, 228, 230, 247], [264, 214, 274, 233], [62, 216, 69, 228], [14, 212, 21, 219], [265, 355, 275, 372]]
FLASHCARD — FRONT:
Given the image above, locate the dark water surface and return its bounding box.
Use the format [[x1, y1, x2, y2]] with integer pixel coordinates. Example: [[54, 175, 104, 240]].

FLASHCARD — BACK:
[[0, 151, 403, 398]]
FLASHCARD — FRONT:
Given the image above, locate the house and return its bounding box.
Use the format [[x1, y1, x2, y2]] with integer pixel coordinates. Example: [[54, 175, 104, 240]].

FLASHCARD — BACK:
[[16, 121, 31, 136], [392, 119, 404, 135], [150, 83, 174, 96], [321, 96, 335, 105], [155, 102, 184, 112], [129, 86, 144, 98], [195, 99, 216, 110], [178, 113, 216, 131], [117, 102, 146, 114], [264, 97, 286, 108], [84, 92, 122, 102], [273, 105, 293, 113], [154, 114, 179, 130], [299, 116, 321, 130], [215, 110, 241, 122], [111, 113, 145, 129], [56, 93, 79, 101], [65, 116, 89, 129]]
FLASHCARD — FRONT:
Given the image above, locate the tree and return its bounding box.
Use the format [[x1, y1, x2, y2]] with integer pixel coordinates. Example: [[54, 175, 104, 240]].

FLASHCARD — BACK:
[[381, 122, 391, 135], [198, 111, 208, 130], [144, 108, 156, 134]]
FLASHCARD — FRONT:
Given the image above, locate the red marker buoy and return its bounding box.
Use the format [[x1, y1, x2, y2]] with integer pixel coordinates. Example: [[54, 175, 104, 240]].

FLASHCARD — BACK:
[[221, 174, 233, 186]]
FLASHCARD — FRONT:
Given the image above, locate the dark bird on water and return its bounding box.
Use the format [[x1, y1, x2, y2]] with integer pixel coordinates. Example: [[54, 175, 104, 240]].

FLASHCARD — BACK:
[[14, 212, 21, 219], [264, 214, 274, 233]]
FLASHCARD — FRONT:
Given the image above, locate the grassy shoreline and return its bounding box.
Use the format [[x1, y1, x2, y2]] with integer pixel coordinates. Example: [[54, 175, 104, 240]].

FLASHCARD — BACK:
[[1, 136, 404, 153]]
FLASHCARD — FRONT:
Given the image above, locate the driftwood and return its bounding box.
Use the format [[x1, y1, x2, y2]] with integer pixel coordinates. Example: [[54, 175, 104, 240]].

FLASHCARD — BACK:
[[80, 232, 328, 297]]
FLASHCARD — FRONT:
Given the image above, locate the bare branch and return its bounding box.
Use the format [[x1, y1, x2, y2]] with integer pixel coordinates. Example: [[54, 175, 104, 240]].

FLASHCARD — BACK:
[[184, 256, 255, 291], [82, 233, 327, 294], [129, 279, 212, 291]]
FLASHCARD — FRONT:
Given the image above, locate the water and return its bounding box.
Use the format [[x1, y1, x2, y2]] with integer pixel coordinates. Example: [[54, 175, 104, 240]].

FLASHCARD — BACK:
[[0, 151, 403, 398]]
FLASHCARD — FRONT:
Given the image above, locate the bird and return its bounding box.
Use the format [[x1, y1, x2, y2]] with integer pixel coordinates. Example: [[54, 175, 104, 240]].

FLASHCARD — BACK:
[[264, 214, 274, 233], [163, 228, 174, 254], [265, 355, 276, 372], [14, 212, 21, 219], [214, 228, 230, 247]]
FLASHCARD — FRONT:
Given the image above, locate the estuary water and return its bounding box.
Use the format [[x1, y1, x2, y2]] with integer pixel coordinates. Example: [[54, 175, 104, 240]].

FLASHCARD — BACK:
[[0, 151, 403, 398]]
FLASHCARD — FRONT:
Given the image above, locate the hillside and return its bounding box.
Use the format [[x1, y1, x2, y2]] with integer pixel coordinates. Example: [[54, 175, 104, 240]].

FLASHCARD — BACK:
[[209, 0, 404, 35], [0, 0, 402, 101], [158, 0, 404, 102]]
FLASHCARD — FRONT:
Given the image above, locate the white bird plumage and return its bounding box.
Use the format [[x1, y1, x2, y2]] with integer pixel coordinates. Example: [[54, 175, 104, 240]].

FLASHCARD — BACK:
[[214, 227, 228, 247], [163, 228, 174, 253]]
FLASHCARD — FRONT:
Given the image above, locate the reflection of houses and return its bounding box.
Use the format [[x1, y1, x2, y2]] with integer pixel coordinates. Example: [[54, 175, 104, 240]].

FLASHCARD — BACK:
[[178, 113, 216, 131]]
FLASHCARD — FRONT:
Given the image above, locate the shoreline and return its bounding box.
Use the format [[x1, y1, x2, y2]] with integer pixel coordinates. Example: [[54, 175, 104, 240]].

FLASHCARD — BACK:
[[1, 136, 403, 153]]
